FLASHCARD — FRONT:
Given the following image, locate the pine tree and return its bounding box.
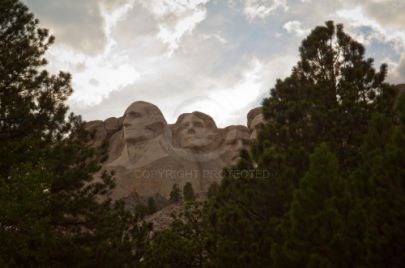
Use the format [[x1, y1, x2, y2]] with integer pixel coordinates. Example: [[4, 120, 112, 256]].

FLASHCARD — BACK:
[[183, 182, 196, 202], [143, 202, 207, 268], [170, 183, 182, 203], [258, 20, 395, 176], [147, 197, 157, 214], [0, 0, 72, 177], [0, 1, 150, 266], [203, 21, 397, 267], [349, 96, 405, 267], [273, 97, 405, 268], [272, 144, 356, 267], [135, 203, 149, 219], [207, 182, 219, 199]]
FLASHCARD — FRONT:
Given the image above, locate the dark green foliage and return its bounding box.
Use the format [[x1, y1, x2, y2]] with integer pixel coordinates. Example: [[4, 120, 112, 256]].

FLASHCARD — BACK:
[[183, 182, 196, 202], [143, 21, 401, 268], [349, 99, 405, 267], [273, 100, 405, 268], [170, 183, 182, 203], [257, 20, 395, 182], [272, 144, 356, 267], [135, 203, 149, 219], [207, 182, 219, 199], [0, 163, 58, 267], [143, 203, 207, 268], [0, 1, 150, 266], [204, 172, 277, 267], [199, 21, 398, 268], [147, 197, 157, 214], [0, 0, 72, 179]]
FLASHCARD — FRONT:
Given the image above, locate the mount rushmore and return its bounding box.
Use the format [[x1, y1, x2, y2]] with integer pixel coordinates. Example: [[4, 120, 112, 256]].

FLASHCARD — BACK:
[[85, 101, 264, 202]]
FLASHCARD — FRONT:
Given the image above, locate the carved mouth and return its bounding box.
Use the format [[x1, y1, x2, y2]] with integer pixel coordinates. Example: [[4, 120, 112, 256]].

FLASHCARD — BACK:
[[185, 136, 206, 142]]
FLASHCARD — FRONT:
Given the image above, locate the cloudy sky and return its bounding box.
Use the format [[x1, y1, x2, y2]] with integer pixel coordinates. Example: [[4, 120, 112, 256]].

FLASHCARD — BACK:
[[24, 0, 405, 127]]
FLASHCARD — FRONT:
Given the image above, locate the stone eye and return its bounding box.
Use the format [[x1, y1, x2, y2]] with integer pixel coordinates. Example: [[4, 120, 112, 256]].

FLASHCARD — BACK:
[[194, 122, 204, 128], [225, 139, 236, 145], [181, 122, 189, 130], [129, 112, 141, 118]]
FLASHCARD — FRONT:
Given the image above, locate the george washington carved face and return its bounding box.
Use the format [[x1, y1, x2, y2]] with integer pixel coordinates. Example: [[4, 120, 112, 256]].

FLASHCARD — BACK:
[[173, 112, 217, 151], [123, 101, 167, 144]]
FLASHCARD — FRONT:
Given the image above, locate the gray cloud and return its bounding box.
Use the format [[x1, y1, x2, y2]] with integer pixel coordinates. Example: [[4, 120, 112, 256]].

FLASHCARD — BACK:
[[388, 53, 405, 84], [345, 0, 405, 29], [25, 0, 106, 55], [25, 0, 132, 55], [242, 0, 289, 20], [89, 78, 100, 86]]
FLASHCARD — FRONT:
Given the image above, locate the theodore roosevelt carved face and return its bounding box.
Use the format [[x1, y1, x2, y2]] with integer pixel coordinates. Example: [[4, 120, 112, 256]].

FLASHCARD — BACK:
[[222, 126, 250, 164], [123, 101, 167, 144]]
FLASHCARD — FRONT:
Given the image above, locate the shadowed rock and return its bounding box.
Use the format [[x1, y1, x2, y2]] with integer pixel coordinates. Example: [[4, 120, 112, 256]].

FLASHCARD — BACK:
[[220, 125, 250, 165], [247, 107, 264, 140], [87, 102, 264, 202]]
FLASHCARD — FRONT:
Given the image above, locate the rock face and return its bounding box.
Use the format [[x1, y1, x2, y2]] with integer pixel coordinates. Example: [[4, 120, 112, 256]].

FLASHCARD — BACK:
[[87, 101, 264, 201], [144, 203, 183, 233], [247, 107, 264, 140]]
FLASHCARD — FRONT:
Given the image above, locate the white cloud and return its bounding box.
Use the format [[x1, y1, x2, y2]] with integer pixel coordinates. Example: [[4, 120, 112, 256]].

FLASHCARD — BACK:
[[205, 54, 297, 126], [201, 33, 227, 44], [387, 53, 405, 84], [343, 0, 405, 29], [139, 0, 210, 16], [47, 46, 140, 105], [243, 0, 289, 20], [101, 0, 136, 31], [36, 0, 140, 105], [139, 0, 211, 55], [283, 20, 310, 37], [208, 58, 266, 124], [157, 8, 207, 54], [337, 6, 405, 52], [25, 0, 135, 55]]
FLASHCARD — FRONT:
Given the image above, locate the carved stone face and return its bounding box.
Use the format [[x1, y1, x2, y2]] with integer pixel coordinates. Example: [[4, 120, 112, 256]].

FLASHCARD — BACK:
[[249, 113, 264, 140], [177, 114, 214, 149], [222, 126, 250, 164], [123, 102, 166, 144]]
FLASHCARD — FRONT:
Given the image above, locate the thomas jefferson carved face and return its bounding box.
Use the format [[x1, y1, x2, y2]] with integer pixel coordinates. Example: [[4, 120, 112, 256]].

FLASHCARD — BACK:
[[222, 126, 250, 164], [175, 112, 217, 150], [123, 101, 166, 144]]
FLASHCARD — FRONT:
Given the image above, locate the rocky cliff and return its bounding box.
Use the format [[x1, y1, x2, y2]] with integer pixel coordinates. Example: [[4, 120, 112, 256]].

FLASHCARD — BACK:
[[86, 101, 264, 202]]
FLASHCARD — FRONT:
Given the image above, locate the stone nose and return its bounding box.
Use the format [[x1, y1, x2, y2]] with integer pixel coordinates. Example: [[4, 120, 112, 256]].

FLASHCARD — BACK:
[[236, 140, 244, 149], [187, 127, 195, 134]]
